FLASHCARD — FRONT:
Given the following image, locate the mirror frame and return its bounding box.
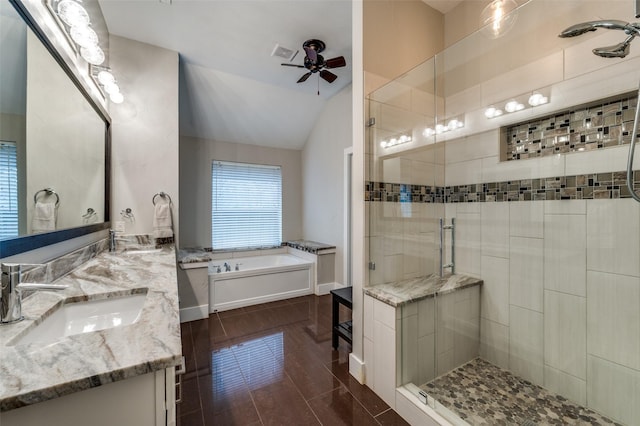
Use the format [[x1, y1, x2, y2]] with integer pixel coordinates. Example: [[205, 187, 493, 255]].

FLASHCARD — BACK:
[[0, 0, 111, 259]]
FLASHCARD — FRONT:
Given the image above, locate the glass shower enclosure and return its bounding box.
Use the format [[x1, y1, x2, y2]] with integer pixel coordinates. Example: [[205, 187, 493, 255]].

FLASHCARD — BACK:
[[365, 1, 640, 424]]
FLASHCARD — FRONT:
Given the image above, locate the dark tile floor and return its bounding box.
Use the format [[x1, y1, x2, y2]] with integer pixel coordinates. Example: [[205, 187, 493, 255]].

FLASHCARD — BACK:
[[177, 294, 409, 426]]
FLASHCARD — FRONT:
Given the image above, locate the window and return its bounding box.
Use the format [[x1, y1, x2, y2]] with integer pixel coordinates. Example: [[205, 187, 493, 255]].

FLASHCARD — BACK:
[[0, 141, 18, 239], [211, 161, 282, 250]]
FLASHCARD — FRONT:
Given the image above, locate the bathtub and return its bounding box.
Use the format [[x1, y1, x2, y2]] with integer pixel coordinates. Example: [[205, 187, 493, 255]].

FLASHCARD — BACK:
[[208, 254, 314, 312]]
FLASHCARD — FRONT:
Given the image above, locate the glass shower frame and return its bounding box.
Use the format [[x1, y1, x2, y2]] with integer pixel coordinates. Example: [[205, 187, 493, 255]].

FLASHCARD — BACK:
[[365, 0, 640, 424]]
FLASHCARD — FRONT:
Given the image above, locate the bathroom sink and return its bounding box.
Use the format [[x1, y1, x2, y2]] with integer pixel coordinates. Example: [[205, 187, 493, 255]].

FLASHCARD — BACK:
[[11, 291, 148, 346]]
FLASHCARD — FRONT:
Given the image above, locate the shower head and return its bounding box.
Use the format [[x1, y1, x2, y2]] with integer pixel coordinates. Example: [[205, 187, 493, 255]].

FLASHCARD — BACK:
[[559, 20, 633, 37], [593, 34, 635, 58]]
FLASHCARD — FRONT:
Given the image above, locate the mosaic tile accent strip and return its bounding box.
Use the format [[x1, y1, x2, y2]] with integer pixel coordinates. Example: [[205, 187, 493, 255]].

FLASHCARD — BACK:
[[421, 358, 621, 426], [505, 94, 639, 161], [365, 170, 640, 203]]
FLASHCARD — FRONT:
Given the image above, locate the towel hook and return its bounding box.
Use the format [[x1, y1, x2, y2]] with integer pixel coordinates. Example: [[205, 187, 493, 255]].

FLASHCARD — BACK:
[[34, 188, 60, 207], [152, 191, 172, 205]]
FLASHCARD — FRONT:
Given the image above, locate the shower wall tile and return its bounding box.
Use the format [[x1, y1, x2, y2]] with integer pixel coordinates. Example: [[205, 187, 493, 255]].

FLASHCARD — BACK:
[[481, 52, 563, 107], [564, 30, 640, 81], [418, 296, 435, 338], [445, 158, 483, 186], [544, 290, 586, 380], [543, 365, 586, 406], [509, 201, 543, 238], [564, 144, 638, 176], [480, 203, 509, 258], [510, 237, 543, 313], [453, 211, 481, 278], [587, 199, 640, 277], [544, 199, 586, 215], [445, 129, 499, 164], [480, 318, 509, 370], [509, 306, 544, 387], [587, 271, 640, 371], [544, 213, 586, 297], [480, 255, 509, 326], [481, 154, 565, 184], [401, 312, 419, 385], [417, 334, 436, 385], [586, 355, 640, 426]]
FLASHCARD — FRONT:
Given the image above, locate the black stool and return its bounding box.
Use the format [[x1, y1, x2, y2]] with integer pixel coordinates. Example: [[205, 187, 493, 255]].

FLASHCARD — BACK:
[[330, 286, 353, 350]]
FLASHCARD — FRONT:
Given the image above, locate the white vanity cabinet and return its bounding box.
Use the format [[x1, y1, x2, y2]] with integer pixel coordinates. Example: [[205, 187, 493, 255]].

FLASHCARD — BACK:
[[1, 367, 176, 426]]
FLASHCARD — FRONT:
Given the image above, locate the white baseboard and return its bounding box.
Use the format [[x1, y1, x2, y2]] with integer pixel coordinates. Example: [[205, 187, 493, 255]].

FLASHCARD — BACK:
[[349, 353, 366, 384], [179, 304, 208, 323], [316, 282, 345, 295]]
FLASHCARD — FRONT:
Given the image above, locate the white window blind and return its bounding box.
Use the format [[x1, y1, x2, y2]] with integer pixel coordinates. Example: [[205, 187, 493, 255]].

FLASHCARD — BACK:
[[212, 161, 282, 250], [0, 141, 18, 239]]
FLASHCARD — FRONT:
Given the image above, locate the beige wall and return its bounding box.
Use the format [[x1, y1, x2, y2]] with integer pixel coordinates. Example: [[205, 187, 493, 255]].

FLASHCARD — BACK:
[[302, 85, 353, 286], [363, 0, 444, 94], [179, 136, 302, 249], [110, 36, 180, 242]]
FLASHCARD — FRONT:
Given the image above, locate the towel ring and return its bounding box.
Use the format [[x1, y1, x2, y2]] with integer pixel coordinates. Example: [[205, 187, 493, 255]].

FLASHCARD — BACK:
[[34, 188, 60, 207], [152, 192, 172, 205]]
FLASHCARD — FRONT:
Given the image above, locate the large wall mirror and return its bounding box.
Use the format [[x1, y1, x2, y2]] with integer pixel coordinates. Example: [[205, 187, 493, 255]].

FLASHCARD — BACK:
[[0, 0, 110, 258]]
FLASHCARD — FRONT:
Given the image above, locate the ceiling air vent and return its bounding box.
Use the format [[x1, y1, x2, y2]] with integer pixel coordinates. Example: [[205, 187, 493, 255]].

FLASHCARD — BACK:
[[271, 43, 297, 61]]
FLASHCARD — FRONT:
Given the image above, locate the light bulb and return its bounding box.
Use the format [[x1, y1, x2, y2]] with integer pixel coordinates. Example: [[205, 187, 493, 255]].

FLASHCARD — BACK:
[[480, 0, 518, 39], [70, 25, 98, 49], [57, 0, 90, 27], [485, 107, 496, 118], [505, 100, 520, 113], [97, 70, 115, 86], [103, 81, 120, 95], [110, 92, 124, 104], [80, 46, 104, 65], [423, 128, 435, 137], [447, 119, 460, 131], [380, 141, 387, 148], [436, 124, 446, 134]]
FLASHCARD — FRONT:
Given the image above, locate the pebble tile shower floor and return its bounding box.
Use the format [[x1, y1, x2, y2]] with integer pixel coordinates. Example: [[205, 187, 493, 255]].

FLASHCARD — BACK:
[[422, 358, 621, 426], [178, 294, 409, 425]]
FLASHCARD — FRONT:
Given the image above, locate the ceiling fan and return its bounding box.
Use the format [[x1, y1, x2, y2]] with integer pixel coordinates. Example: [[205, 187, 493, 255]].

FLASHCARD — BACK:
[[281, 39, 346, 86]]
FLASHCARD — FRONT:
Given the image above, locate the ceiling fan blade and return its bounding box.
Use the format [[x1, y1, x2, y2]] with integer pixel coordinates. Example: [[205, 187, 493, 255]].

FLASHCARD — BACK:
[[303, 46, 318, 63], [281, 63, 305, 68], [325, 56, 346, 68], [319, 70, 337, 83], [297, 72, 312, 83]]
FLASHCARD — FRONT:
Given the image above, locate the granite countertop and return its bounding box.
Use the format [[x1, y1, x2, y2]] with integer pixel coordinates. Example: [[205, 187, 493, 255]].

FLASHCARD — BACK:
[[285, 240, 336, 254], [364, 273, 483, 307], [0, 245, 182, 412], [177, 247, 211, 265]]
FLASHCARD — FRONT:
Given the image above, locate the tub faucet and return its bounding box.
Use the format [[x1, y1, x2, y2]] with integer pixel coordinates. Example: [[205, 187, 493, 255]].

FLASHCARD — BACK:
[[224, 262, 231, 272]]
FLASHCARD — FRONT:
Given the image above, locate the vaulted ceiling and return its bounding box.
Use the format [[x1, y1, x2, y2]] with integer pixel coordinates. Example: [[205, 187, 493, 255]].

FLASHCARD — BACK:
[[99, 0, 462, 149]]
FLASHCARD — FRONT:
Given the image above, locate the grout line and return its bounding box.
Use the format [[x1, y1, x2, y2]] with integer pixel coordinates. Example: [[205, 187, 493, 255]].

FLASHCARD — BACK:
[[283, 370, 323, 425]]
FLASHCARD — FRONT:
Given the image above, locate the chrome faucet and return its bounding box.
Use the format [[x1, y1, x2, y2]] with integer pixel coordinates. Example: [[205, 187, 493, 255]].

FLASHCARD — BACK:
[[1, 263, 68, 325], [109, 229, 117, 252], [223, 262, 231, 272], [1, 264, 23, 324]]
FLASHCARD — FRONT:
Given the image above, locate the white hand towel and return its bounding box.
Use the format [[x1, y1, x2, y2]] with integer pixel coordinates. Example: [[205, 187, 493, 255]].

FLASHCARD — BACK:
[[32, 202, 56, 233], [153, 202, 173, 239]]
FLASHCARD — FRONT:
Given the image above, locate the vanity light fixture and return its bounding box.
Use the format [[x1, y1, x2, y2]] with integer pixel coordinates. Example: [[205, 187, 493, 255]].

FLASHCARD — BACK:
[[56, 0, 90, 27], [380, 133, 412, 149], [485, 90, 550, 119], [51, 0, 105, 65], [423, 115, 465, 137], [91, 66, 125, 104]]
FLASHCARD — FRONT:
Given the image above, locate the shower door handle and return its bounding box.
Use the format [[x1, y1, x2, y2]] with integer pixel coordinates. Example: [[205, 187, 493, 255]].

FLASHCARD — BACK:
[[439, 218, 455, 277]]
